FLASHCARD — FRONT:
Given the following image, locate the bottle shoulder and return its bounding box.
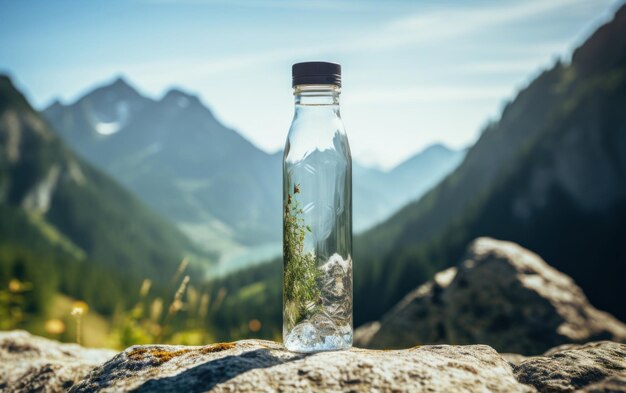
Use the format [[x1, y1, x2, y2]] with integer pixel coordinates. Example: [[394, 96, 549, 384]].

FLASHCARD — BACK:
[[284, 132, 351, 167], [285, 105, 350, 164]]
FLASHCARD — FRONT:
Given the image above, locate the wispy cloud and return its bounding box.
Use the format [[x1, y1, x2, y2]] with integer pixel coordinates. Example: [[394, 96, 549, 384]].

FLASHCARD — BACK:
[[92, 0, 590, 105], [131, 0, 592, 81], [349, 85, 510, 105], [391, 0, 581, 33], [460, 59, 550, 75], [3, 0, 617, 168], [55, 0, 602, 109], [143, 0, 376, 11], [344, 0, 595, 53], [57, 0, 591, 112]]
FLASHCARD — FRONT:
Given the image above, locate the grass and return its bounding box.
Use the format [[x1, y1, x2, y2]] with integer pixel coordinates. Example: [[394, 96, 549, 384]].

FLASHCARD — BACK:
[[0, 257, 251, 350], [283, 183, 321, 331], [24, 293, 112, 348]]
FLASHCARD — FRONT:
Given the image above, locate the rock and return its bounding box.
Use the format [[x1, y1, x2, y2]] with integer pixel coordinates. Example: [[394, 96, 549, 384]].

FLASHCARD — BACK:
[[3, 331, 626, 392], [501, 353, 529, 367], [514, 341, 626, 392], [0, 330, 115, 392], [355, 238, 626, 355], [70, 340, 533, 392], [352, 321, 380, 347], [580, 374, 626, 392]]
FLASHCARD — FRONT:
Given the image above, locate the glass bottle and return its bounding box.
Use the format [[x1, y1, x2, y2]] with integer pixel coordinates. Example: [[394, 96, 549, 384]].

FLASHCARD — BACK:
[[283, 62, 352, 352]]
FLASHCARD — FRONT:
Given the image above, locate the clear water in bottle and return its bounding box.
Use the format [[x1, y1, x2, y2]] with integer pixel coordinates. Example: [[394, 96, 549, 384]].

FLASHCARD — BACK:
[[283, 62, 352, 353]]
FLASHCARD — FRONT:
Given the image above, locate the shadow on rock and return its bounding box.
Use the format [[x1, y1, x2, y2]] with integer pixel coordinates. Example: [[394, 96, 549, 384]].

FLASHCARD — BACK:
[[134, 349, 306, 393]]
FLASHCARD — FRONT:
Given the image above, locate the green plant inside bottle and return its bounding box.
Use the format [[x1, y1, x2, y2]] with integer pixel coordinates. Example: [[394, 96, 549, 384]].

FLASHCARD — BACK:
[[283, 183, 321, 331]]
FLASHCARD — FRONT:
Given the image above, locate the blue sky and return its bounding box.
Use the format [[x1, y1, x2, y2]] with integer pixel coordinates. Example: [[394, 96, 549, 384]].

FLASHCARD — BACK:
[[1, 0, 623, 168]]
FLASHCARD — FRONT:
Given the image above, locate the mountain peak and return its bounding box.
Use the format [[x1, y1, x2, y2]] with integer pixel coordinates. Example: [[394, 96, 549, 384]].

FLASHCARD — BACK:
[[0, 75, 33, 112], [111, 75, 132, 89], [392, 143, 458, 171], [162, 87, 197, 101], [46, 98, 64, 111], [77, 76, 143, 105], [421, 143, 452, 155], [160, 87, 204, 110], [388, 142, 464, 184], [101, 75, 138, 96], [0, 74, 17, 95]]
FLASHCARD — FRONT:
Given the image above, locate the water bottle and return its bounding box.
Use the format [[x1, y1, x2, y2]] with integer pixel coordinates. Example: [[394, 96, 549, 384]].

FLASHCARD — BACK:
[[283, 62, 352, 352]]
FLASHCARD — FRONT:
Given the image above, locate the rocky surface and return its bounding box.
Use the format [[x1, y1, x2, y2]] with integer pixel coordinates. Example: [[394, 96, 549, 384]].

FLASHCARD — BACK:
[[580, 374, 626, 392], [515, 341, 626, 392], [1, 330, 626, 392], [355, 237, 626, 355], [70, 340, 533, 393], [0, 330, 115, 392]]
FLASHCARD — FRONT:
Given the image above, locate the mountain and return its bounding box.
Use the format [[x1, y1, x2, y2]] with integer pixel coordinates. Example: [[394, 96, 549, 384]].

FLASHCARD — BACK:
[[354, 3, 626, 325], [0, 75, 203, 315], [353, 144, 464, 232], [43, 79, 281, 256], [43, 80, 463, 262], [202, 4, 626, 339]]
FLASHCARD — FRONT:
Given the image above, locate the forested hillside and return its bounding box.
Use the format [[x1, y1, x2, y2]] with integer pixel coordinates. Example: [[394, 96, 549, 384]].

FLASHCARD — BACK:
[[354, 4, 626, 324], [0, 75, 205, 320]]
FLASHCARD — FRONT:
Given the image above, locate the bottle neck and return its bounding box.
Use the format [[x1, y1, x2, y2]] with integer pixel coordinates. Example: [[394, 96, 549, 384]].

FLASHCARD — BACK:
[[287, 84, 346, 160], [294, 84, 341, 107]]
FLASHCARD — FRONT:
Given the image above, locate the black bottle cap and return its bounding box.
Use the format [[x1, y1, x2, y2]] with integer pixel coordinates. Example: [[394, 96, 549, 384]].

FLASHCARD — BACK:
[[292, 61, 341, 87]]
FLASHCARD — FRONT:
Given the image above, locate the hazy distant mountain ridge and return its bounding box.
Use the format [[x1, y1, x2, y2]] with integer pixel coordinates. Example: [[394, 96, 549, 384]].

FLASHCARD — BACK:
[[353, 144, 464, 231], [44, 80, 463, 258], [44, 79, 282, 254]]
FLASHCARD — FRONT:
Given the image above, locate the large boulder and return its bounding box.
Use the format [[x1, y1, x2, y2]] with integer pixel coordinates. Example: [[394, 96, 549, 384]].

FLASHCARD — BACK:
[[0, 330, 115, 392], [2, 331, 626, 392], [70, 340, 532, 392], [355, 237, 626, 354]]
